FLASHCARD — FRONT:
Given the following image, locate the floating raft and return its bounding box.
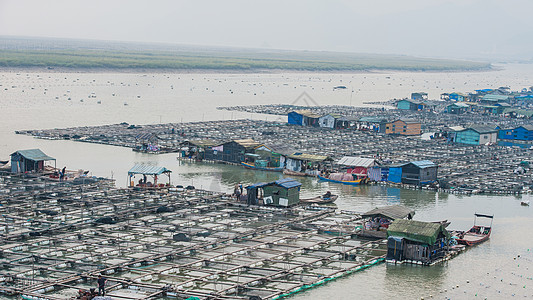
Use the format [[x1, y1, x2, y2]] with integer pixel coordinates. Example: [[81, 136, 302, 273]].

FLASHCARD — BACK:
[[0, 172, 386, 300]]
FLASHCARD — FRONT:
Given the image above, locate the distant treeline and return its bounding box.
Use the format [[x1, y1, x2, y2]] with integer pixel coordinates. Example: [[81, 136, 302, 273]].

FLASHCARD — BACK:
[[0, 48, 491, 72]]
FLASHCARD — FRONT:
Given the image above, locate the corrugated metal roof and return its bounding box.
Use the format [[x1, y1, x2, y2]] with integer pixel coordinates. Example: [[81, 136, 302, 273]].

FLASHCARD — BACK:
[[295, 110, 321, 118], [359, 116, 388, 123], [387, 219, 450, 245], [288, 153, 331, 162], [337, 156, 377, 168], [482, 94, 509, 101], [448, 102, 470, 108], [233, 139, 262, 149], [448, 126, 465, 132], [410, 160, 437, 169], [128, 164, 172, 175], [362, 205, 415, 220], [274, 178, 302, 189], [11, 149, 55, 161], [185, 139, 220, 147], [464, 126, 498, 134]]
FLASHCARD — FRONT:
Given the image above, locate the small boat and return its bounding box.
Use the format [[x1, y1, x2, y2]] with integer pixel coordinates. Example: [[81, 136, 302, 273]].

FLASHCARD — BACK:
[[241, 162, 283, 172], [318, 174, 363, 186], [283, 169, 308, 177], [521, 200, 530, 206], [456, 213, 493, 246], [300, 194, 338, 204]]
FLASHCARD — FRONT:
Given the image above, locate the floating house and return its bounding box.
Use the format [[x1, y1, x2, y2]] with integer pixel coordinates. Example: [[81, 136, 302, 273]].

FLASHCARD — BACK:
[[387, 160, 437, 186], [399, 160, 438, 186], [179, 139, 219, 160], [455, 126, 498, 145], [246, 178, 302, 207], [498, 125, 533, 148], [411, 92, 428, 101], [285, 153, 331, 174], [357, 117, 388, 133], [480, 94, 510, 105], [502, 108, 533, 119], [337, 156, 379, 178], [385, 119, 422, 136], [386, 219, 451, 265], [448, 92, 467, 102], [318, 113, 343, 129], [287, 110, 320, 127], [204, 139, 262, 164], [252, 143, 296, 168], [446, 102, 470, 114], [360, 205, 415, 238], [10, 149, 56, 174], [397, 99, 425, 111], [128, 164, 172, 188]]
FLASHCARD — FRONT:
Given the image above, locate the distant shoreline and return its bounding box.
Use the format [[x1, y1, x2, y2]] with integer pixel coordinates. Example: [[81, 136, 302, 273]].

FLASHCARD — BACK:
[[0, 65, 495, 74]]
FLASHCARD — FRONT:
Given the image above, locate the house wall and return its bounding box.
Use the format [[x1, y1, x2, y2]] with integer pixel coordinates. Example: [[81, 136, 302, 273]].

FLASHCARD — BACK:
[[285, 158, 302, 172], [499, 127, 533, 141], [288, 112, 303, 125], [397, 100, 412, 110], [455, 129, 481, 145], [319, 115, 335, 128], [385, 121, 421, 135]]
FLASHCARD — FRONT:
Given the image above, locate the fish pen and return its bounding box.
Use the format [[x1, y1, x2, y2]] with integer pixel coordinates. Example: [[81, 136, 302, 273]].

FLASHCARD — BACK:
[[0, 173, 386, 300]]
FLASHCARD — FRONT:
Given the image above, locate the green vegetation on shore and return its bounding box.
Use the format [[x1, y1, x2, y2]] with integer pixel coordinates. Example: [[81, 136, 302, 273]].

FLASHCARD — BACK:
[[0, 48, 490, 72]]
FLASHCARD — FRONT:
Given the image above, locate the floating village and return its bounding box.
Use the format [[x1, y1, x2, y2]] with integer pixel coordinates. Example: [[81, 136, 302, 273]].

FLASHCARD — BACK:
[[1, 86, 532, 300]]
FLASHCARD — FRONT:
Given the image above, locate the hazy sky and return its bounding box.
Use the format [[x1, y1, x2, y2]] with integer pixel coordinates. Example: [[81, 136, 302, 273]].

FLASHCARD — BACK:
[[1, 0, 532, 60]]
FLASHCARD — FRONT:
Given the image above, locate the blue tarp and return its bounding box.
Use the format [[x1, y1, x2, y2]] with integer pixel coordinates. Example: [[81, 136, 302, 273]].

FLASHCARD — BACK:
[[288, 111, 303, 125], [388, 167, 402, 183]]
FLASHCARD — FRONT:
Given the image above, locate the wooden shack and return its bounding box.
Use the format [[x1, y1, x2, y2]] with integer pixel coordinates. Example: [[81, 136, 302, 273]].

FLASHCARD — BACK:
[[386, 219, 450, 265], [262, 178, 302, 207], [10, 149, 56, 174], [385, 119, 422, 136], [204, 139, 262, 164], [359, 205, 415, 238]]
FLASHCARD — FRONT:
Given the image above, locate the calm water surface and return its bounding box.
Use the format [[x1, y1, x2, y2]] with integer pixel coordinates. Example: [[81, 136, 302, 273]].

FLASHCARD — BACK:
[[0, 65, 532, 299]]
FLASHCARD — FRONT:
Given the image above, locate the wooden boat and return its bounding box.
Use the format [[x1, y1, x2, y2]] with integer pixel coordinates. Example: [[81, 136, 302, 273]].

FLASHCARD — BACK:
[[521, 200, 530, 206], [241, 162, 283, 172], [283, 169, 308, 177], [318, 174, 363, 186], [456, 213, 493, 246], [300, 194, 338, 204]]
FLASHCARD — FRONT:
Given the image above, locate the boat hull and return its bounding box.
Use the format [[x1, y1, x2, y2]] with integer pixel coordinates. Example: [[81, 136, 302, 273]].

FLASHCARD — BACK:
[[241, 162, 283, 172], [318, 174, 362, 186], [300, 195, 338, 204]]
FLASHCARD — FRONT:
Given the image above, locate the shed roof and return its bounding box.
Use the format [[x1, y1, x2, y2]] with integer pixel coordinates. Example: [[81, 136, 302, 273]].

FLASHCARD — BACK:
[[391, 118, 420, 124], [181, 139, 220, 148], [359, 116, 388, 123], [362, 205, 415, 220], [246, 182, 269, 189], [463, 126, 498, 134], [448, 102, 470, 108], [232, 139, 262, 149], [296, 110, 321, 118], [482, 94, 509, 102], [387, 219, 450, 245], [448, 126, 465, 132], [337, 156, 377, 168], [288, 153, 331, 162], [11, 149, 55, 161], [274, 178, 302, 189], [409, 160, 437, 169], [128, 164, 172, 175], [257, 143, 297, 156]]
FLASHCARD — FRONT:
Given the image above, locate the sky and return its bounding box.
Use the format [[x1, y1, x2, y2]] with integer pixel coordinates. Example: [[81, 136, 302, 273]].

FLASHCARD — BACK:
[[1, 0, 532, 61]]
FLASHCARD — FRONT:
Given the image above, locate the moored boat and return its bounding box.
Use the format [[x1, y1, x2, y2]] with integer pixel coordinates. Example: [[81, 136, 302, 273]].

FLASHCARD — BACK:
[[241, 162, 283, 172], [300, 194, 338, 204], [456, 213, 493, 246], [283, 169, 308, 176], [318, 174, 363, 186]]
